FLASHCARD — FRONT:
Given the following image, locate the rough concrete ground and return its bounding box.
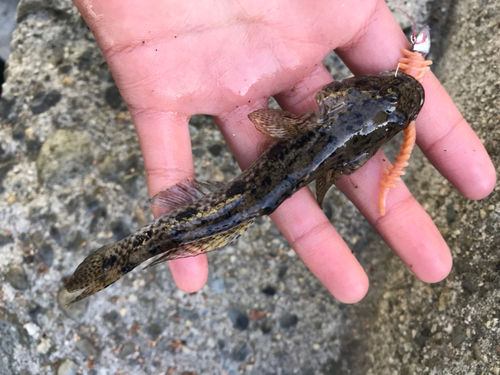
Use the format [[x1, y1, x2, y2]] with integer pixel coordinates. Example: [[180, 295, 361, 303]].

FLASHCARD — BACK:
[[0, 0, 498, 374], [0, 0, 20, 97], [0, 0, 19, 61]]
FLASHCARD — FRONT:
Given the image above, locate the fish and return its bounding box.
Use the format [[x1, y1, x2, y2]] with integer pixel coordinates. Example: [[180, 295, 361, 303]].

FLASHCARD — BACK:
[[65, 71, 424, 303]]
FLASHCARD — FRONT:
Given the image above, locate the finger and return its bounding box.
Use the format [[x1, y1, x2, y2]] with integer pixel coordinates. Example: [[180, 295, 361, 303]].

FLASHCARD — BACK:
[[270, 188, 369, 303], [133, 109, 209, 293], [412, 75, 496, 199], [335, 0, 496, 198], [214, 65, 369, 303], [335, 152, 452, 282], [273, 63, 450, 284]]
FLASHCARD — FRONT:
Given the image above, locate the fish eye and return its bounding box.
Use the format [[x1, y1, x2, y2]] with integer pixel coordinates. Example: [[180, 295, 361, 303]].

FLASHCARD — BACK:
[[385, 94, 398, 103]]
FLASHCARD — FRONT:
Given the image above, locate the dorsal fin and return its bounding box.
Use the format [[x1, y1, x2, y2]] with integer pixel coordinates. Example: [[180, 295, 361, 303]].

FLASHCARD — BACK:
[[248, 108, 319, 139], [149, 179, 226, 209]]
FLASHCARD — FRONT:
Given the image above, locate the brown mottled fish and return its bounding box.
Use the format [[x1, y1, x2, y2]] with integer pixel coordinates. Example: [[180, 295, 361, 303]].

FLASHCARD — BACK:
[[65, 71, 424, 303]]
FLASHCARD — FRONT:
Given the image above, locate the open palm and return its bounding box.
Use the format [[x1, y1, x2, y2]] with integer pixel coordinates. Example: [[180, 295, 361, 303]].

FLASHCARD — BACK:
[[74, 0, 495, 302]]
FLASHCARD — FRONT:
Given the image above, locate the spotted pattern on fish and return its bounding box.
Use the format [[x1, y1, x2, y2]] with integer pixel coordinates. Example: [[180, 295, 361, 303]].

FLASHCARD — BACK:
[[65, 72, 424, 304]]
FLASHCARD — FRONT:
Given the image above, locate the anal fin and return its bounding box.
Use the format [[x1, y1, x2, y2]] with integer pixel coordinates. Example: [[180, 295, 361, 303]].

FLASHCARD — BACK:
[[145, 219, 255, 268]]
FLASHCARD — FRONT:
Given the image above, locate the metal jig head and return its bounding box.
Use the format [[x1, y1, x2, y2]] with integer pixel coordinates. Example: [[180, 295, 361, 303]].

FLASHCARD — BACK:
[[412, 25, 431, 55], [398, 7, 431, 55]]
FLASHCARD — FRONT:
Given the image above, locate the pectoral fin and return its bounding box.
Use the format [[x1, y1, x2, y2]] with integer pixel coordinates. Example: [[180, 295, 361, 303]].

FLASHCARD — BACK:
[[315, 169, 341, 209], [315, 153, 371, 208], [248, 108, 319, 139], [145, 219, 255, 267]]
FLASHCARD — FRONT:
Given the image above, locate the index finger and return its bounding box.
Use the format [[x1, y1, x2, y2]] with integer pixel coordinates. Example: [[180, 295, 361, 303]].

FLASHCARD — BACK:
[[133, 109, 209, 293]]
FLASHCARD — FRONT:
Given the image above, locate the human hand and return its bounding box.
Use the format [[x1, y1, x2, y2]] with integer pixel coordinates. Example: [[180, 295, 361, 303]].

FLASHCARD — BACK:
[[73, 0, 495, 302]]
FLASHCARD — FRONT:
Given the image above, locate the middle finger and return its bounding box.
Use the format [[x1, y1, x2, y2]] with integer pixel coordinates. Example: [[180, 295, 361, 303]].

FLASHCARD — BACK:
[[214, 65, 369, 303]]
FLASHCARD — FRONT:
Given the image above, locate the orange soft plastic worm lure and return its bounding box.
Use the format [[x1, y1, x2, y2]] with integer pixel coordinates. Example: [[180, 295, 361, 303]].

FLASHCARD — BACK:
[[379, 25, 432, 216]]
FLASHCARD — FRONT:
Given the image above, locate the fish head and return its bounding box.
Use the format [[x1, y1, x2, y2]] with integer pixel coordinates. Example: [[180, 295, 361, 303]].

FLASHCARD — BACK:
[[315, 71, 425, 174], [339, 71, 424, 144], [64, 241, 137, 304]]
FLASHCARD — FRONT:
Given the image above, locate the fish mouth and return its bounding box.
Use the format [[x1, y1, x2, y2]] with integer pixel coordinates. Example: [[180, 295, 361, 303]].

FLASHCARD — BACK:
[[386, 71, 425, 121]]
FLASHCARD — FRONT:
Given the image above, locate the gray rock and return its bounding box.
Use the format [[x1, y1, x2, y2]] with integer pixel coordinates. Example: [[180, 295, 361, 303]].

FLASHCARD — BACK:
[[0, 307, 30, 348], [209, 278, 225, 293], [122, 172, 144, 198], [451, 325, 467, 348], [104, 84, 124, 110], [30, 90, 62, 115], [231, 342, 251, 362], [98, 153, 121, 180], [56, 359, 78, 375], [261, 285, 276, 296], [37, 243, 54, 266], [277, 265, 288, 278], [75, 337, 98, 358], [208, 144, 223, 157], [472, 343, 482, 362], [0, 307, 30, 375], [16, 0, 73, 22], [227, 307, 249, 331], [36, 129, 95, 186], [260, 318, 273, 334], [0, 160, 15, 190], [279, 314, 298, 329], [119, 342, 136, 358], [6, 264, 29, 290], [109, 219, 132, 241], [0, 230, 14, 245], [145, 323, 162, 340], [102, 310, 121, 329], [29, 231, 54, 266], [177, 308, 200, 321]]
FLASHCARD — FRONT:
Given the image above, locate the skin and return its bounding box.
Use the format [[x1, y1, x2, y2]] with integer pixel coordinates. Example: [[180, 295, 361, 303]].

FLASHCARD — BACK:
[[72, 0, 496, 303]]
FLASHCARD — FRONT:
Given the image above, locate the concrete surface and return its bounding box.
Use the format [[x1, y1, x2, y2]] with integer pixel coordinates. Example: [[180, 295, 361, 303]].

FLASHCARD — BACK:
[[0, 0, 498, 374], [0, 0, 19, 61]]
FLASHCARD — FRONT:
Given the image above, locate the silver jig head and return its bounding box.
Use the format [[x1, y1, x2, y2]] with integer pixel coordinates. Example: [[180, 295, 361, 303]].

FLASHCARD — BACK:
[[412, 25, 431, 55]]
